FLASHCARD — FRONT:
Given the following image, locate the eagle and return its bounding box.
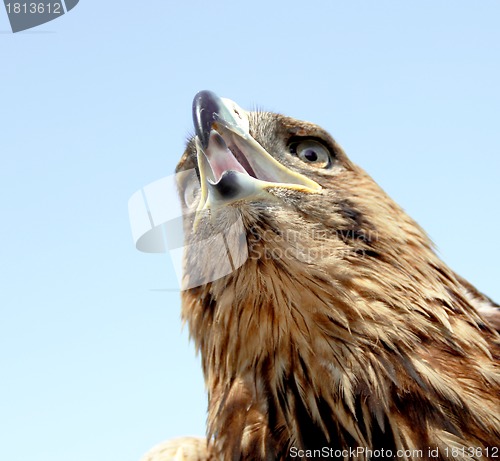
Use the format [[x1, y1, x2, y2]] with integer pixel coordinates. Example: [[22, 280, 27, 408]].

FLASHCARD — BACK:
[[141, 91, 500, 461]]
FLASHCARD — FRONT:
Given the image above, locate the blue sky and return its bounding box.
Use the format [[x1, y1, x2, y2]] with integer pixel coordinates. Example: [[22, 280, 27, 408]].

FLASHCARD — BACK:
[[1, 2, 499, 460]]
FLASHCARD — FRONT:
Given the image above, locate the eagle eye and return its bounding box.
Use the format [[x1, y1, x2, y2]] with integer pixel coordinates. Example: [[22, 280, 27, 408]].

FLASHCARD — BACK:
[[182, 177, 200, 209], [288, 139, 332, 169]]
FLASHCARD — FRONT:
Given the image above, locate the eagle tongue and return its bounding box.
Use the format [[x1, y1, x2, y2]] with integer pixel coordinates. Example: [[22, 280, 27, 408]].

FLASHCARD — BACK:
[[204, 130, 247, 183]]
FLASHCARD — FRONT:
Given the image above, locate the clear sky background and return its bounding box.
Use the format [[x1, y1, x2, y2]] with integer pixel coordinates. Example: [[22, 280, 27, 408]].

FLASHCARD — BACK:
[[1, 2, 499, 460]]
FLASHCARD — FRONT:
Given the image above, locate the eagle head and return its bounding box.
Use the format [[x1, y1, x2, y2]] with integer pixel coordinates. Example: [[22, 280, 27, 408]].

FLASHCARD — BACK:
[[172, 91, 500, 461]]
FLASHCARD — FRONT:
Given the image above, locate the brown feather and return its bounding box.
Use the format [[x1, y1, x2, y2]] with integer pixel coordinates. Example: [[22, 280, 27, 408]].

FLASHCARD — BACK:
[[152, 103, 500, 460]]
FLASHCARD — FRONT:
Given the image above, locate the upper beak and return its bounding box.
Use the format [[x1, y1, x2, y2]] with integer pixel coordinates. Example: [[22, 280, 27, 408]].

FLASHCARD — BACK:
[[192, 90, 321, 214]]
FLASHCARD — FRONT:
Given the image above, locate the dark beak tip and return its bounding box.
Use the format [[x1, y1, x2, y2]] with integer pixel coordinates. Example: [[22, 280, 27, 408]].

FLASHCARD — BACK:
[[192, 90, 222, 149]]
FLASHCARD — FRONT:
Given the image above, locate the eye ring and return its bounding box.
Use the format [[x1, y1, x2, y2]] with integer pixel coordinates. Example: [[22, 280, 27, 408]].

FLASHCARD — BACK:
[[289, 139, 332, 169], [182, 176, 201, 209]]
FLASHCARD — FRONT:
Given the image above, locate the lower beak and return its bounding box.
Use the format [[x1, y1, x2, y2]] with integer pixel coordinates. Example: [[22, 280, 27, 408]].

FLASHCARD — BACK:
[[192, 91, 321, 214]]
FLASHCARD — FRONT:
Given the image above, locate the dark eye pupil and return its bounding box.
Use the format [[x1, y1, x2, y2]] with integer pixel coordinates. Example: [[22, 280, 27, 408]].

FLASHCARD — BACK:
[[304, 149, 318, 161]]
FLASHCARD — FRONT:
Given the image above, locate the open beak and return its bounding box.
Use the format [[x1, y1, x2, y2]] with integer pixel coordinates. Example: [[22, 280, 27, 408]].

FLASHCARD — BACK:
[[192, 91, 321, 217]]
